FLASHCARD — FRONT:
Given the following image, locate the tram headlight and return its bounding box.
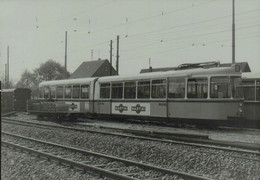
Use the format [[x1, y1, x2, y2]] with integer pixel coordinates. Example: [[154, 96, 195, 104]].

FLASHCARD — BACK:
[[239, 102, 243, 107], [239, 107, 243, 113]]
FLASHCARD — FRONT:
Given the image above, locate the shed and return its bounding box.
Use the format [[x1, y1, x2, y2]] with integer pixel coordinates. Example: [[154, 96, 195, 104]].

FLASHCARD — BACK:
[[1, 88, 31, 112], [70, 59, 118, 79]]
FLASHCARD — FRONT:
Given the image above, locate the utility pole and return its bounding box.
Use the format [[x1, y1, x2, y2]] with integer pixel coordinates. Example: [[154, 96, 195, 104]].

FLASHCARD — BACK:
[[65, 31, 68, 71], [110, 40, 113, 76], [232, 0, 235, 64], [91, 49, 93, 60], [116, 35, 119, 75], [6, 46, 9, 88]]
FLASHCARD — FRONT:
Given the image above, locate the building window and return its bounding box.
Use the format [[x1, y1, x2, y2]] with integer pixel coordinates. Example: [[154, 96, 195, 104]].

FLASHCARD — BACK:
[[65, 86, 72, 99], [138, 81, 150, 99], [151, 79, 166, 98], [81, 85, 89, 99], [112, 83, 123, 99], [210, 77, 231, 98], [72, 85, 80, 99], [56, 86, 64, 99], [124, 82, 136, 99], [187, 78, 208, 98], [168, 78, 185, 98], [100, 83, 110, 99]]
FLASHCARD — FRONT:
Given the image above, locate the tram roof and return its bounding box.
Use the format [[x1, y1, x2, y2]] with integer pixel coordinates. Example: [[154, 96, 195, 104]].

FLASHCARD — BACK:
[[39, 77, 97, 87], [242, 72, 260, 79], [1, 88, 16, 93], [39, 63, 243, 86], [98, 65, 241, 83]]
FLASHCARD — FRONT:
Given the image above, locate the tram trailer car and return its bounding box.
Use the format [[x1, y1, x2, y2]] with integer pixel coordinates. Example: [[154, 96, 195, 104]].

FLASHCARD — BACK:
[[27, 63, 253, 127], [27, 78, 97, 119], [1, 88, 31, 113]]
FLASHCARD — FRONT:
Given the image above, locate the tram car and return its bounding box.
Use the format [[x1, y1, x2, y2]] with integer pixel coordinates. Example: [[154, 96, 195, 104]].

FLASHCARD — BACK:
[[1, 88, 31, 113], [27, 62, 252, 127], [242, 74, 260, 124]]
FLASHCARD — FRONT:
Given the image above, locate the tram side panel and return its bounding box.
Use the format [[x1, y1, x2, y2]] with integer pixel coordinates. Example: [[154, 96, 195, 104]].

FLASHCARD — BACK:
[[150, 101, 167, 117], [244, 102, 260, 121], [168, 101, 242, 121]]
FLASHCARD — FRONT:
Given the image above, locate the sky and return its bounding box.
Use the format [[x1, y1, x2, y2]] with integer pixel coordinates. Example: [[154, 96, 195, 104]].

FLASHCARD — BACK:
[[0, 0, 260, 83]]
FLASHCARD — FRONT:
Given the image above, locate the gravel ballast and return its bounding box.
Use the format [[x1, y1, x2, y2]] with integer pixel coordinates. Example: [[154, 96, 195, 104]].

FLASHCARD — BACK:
[[1, 146, 100, 180], [2, 122, 260, 180], [7, 112, 260, 144]]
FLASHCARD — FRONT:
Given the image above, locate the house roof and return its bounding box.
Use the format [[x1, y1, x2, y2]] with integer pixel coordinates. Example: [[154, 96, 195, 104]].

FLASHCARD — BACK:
[[70, 59, 108, 79]]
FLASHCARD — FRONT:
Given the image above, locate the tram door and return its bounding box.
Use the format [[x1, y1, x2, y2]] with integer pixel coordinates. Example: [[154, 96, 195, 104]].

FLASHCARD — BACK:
[[150, 79, 167, 118]]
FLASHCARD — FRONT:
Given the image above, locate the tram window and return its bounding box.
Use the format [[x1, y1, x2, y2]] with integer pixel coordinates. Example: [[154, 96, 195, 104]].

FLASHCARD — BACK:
[[210, 77, 231, 98], [256, 81, 260, 101], [243, 80, 255, 101], [243, 80, 255, 86], [72, 85, 80, 99], [65, 86, 72, 99], [81, 85, 89, 99], [187, 78, 208, 98], [100, 83, 110, 99], [44, 87, 50, 99], [256, 86, 260, 101], [168, 78, 185, 98], [112, 83, 123, 99], [152, 79, 166, 98], [124, 82, 136, 99], [50, 87, 56, 99], [56, 86, 64, 99], [244, 86, 255, 101], [138, 81, 150, 99], [39, 87, 44, 98], [231, 77, 243, 98]]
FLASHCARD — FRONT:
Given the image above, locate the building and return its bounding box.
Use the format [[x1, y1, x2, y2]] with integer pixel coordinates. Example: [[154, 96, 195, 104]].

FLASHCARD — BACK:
[[70, 59, 118, 79]]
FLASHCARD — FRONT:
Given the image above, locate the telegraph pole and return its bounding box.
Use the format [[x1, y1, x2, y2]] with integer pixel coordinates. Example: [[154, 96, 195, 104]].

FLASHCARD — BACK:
[[65, 31, 68, 71], [232, 0, 235, 64], [6, 46, 9, 88], [110, 40, 113, 76], [116, 35, 119, 75]]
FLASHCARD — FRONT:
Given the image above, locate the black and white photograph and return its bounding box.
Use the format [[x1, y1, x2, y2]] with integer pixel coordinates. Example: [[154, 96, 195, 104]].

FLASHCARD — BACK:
[[1, 0, 260, 179]]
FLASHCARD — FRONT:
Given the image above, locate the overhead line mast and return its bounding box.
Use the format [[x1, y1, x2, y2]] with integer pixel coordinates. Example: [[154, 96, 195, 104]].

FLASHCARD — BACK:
[[110, 40, 113, 76], [232, 0, 235, 64], [116, 35, 119, 74], [65, 31, 68, 71]]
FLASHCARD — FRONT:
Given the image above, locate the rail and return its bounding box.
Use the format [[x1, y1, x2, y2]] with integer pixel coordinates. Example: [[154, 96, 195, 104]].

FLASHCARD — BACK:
[[2, 132, 213, 180]]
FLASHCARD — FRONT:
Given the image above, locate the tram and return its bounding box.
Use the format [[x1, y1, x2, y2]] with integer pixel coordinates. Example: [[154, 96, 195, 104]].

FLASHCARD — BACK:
[[28, 62, 249, 127]]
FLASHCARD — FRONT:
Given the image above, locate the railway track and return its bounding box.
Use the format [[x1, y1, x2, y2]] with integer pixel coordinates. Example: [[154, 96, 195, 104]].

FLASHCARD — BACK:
[[2, 131, 212, 180], [2, 117, 260, 155]]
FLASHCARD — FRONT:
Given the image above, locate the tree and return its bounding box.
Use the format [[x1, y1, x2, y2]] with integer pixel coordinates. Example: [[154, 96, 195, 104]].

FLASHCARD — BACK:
[[34, 59, 70, 82], [16, 69, 38, 98], [16, 60, 70, 98], [16, 69, 37, 88]]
